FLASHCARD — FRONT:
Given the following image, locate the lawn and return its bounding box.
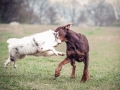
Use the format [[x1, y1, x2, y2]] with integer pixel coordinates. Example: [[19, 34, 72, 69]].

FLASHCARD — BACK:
[[0, 24, 120, 90]]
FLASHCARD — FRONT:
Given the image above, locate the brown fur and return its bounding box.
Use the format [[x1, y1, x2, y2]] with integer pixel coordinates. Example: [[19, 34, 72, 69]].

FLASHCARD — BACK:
[[54, 24, 91, 82]]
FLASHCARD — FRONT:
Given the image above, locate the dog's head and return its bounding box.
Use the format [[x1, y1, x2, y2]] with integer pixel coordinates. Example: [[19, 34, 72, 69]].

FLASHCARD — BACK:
[[47, 29, 61, 47], [55, 23, 72, 42]]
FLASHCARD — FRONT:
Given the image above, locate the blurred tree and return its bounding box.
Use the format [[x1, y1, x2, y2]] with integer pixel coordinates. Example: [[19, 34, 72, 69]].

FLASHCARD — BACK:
[[86, 0, 116, 26], [0, 0, 25, 23], [46, 6, 57, 24], [68, 0, 80, 25], [114, 0, 120, 22], [23, 0, 38, 24], [77, 10, 87, 24], [54, 2, 67, 20], [36, 0, 50, 24], [22, 0, 57, 24], [116, 6, 120, 22], [53, 0, 81, 25]]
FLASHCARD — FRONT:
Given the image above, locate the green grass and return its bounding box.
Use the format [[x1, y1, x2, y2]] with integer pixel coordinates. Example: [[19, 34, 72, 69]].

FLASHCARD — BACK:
[[0, 25, 120, 90]]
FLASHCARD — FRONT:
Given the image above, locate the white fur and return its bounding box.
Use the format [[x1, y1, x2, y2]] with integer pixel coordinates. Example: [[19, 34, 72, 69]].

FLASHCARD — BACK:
[[4, 29, 65, 68]]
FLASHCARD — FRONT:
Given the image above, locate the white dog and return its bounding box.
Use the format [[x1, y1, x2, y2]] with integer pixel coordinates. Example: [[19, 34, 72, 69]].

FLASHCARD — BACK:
[[4, 29, 65, 68]]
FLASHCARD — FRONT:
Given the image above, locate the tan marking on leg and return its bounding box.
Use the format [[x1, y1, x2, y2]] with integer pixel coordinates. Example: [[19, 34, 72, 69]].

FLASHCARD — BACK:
[[70, 62, 76, 78], [55, 58, 70, 77], [81, 69, 91, 82]]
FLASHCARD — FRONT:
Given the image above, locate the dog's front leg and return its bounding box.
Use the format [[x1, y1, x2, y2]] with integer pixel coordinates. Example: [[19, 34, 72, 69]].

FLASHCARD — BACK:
[[48, 47, 58, 56], [42, 46, 58, 56], [57, 51, 65, 56], [55, 57, 70, 77]]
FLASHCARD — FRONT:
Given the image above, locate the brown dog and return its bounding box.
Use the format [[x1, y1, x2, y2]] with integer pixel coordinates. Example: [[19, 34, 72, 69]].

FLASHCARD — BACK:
[[54, 24, 91, 82]]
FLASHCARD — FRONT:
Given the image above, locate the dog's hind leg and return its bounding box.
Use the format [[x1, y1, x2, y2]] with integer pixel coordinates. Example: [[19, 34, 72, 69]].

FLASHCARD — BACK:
[[4, 57, 11, 68], [11, 48, 19, 68], [70, 59, 76, 78], [4, 55, 17, 68], [81, 53, 91, 82], [13, 61, 17, 68], [10, 55, 17, 69], [5, 48, 18, 68]]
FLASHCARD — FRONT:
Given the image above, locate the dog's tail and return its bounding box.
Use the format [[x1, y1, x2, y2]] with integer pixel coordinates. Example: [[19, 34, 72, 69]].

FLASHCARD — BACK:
[[7, 38, 18, 44]]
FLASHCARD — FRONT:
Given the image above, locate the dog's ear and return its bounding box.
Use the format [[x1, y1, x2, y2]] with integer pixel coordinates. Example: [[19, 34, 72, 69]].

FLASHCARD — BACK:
[[63, 23, 73, 30]]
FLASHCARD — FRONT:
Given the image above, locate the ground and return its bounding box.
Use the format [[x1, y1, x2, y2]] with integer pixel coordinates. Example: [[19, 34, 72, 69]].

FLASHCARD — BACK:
[[0, 24, 120, 90]]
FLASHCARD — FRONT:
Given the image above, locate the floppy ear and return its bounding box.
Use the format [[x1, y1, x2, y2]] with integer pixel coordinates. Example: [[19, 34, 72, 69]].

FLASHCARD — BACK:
[[63, 23, 73, 30]]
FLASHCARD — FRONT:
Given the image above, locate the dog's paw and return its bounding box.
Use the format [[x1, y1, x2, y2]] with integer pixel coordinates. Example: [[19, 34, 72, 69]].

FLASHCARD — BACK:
[[58, 52, 65, 56]]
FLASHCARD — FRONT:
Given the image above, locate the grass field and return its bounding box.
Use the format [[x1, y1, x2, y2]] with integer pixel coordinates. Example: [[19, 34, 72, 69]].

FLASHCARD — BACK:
[[0, 24, 120, 90]]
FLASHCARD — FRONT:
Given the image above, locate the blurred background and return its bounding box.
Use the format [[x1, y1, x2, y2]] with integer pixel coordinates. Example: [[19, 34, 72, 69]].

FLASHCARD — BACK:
[[0, 0, 120, 27], [0, 1, 120, 89]]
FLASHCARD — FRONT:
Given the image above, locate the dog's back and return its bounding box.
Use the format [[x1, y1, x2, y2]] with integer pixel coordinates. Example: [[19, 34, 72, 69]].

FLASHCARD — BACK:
[[76, 33, 89, 53]]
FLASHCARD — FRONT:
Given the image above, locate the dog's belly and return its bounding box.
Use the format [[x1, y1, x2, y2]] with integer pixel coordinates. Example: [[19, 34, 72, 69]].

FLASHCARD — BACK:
[[34, 51, 55, 57]]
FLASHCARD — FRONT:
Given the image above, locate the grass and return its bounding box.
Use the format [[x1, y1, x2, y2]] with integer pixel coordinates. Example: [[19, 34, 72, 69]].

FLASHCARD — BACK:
[[0, 24, 120, 90]]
